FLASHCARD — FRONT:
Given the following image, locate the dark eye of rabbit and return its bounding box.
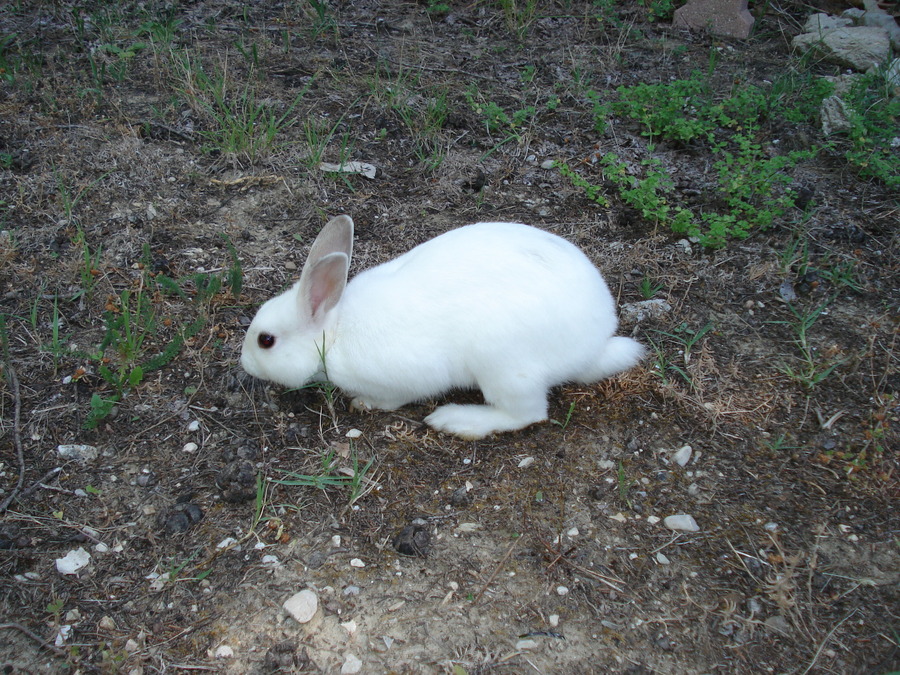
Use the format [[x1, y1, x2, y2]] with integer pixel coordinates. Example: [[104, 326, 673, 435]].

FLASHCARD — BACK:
[[258, 333, 276, 349]]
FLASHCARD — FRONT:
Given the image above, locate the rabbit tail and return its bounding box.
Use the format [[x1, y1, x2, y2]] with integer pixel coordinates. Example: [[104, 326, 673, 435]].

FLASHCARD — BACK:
[[578, 336, 645, 384]]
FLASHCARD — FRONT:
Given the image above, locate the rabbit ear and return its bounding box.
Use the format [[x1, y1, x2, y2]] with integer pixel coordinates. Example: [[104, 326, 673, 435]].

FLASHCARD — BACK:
[[298, 251, 349, 323], [305, 215, 354, 269], [296, 215, 353, 324]]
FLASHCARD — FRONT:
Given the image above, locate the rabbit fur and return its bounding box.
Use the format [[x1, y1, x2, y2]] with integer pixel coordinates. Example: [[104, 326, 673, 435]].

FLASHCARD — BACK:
[[240, 215, 644, 439]]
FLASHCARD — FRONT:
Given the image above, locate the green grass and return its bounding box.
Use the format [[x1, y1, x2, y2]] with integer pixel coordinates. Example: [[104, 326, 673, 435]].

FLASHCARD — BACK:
[[81, 243, 244, 429], [639, 276, 664, 300], [173, 50, 312, 162], [773, 296, 844, 391], [270, 441, 375, 506]]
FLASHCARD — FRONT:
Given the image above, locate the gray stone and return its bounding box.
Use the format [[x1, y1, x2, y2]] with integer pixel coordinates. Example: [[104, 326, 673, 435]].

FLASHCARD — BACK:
[[803, 13, 853, 34], [860, 0, 900, 50], [792, 24, 892, 72], [673, 0, 754, 39], [820, 95, 853, 136]]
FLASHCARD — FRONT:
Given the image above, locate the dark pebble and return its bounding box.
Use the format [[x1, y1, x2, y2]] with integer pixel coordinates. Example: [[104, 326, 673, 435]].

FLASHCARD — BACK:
[[392, 523, 431, 557], [159, 502, 204, 535], [216, 460, 257, 503]]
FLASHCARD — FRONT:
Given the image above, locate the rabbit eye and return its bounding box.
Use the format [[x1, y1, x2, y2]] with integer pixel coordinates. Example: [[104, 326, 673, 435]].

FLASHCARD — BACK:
[[258, 333, 276, 349]]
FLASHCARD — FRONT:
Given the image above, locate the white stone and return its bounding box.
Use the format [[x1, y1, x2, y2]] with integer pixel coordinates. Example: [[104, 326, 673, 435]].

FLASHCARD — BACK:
[[549, 614, 560, 627], [345, 428, 363, 439], [350, 558, 365, 568], [341, 620, 358, 635], [57, 444, 98, 463], [672, 445, 693, 467], [516, 639, 539, 650], [518, 456, 535, 468], [214, 645, 234, 659], [610, 512, 627, 523], [55, 548, 91, 575], [283, 589, 318, 624], [341, 654, 363, 674], [187, 420, 200, 432], [656, 552, 671, 565], [664, 514, 700, 532], [331, 535, 342, 547], [556, 585, 569, 596], [541, 159, 556, 169], [182, 442, 199, 453]]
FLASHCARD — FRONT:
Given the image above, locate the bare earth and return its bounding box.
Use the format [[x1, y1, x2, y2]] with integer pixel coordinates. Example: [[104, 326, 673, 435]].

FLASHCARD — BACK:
[[0, 1, 897, 674]]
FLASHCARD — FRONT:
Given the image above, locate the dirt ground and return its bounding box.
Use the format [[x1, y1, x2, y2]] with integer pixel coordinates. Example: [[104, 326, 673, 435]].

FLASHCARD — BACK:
[[0, 1, 898, 673]]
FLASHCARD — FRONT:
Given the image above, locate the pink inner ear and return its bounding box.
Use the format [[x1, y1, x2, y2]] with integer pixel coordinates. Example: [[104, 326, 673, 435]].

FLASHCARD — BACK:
[[304, 254, 347, 320]]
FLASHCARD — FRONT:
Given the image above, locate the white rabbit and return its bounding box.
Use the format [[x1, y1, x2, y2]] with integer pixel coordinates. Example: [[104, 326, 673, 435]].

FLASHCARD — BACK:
[[241, 215, 644, 439]]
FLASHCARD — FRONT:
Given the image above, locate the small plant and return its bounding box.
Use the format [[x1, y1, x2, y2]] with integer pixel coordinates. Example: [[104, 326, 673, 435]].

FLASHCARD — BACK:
[[639, 0, 675, 22], [73, 228, 104, 299], [82, 244, 243, 429], [174, 51, 312, 162], [639, 276, 663, 300], [465, 85, 535, 158], [551, 400, 577, 430], [304, 0, 338, 40], [271, 441, 375, 505], [773, 296, 844, 390], [496, 0, 538, 40], [555, 160, 609, 207], [647, 321, 714, 391], [839, 66, 900, 187], [617, 460, 635, 508]]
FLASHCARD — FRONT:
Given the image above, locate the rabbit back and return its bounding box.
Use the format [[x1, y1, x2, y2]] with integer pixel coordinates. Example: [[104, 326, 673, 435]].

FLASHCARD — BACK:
[[325, 222, 634, 409]]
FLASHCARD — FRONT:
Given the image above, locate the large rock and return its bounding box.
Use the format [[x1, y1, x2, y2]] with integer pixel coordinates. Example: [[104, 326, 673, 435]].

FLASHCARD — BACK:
[[673, 0, 754, 39], [792, 13, 892, 71]]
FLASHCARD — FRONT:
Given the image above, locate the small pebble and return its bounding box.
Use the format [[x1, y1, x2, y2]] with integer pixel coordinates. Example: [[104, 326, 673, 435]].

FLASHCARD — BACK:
[[215, 645, 234, 659], [55, 548, 91, 575], [188, 420, 200, 432], [549, 614, 560, 627], [283, 589, 318, 624], [540, 159, 555, 169], [350, 558, 365, 568], [57, 444, 98, 463], [341, 654, 362, 674], [672, 445, 692, 467], [556, 585, 569, 596], [664, 514, 699, 532], [518, 456, 534, 468], [656, 552, 671, 565], [182, 442, 198, 453], [516, 639, 538, 650]]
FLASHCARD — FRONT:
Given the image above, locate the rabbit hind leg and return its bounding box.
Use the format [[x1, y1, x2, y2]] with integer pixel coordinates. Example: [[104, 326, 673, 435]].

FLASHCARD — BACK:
[[425, 383, 548, 440]]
